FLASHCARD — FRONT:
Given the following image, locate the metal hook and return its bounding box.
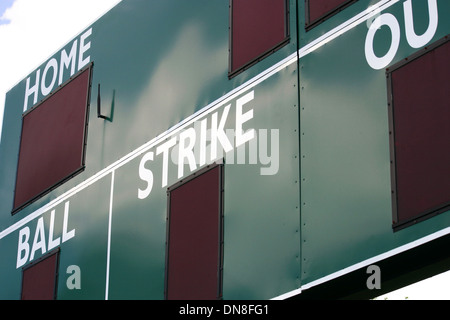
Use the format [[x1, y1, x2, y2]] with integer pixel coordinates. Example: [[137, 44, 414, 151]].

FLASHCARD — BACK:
[[97, 83, 109, 120]]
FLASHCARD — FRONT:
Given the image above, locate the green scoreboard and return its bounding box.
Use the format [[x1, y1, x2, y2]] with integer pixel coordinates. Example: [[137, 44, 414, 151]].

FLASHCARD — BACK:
[[0, 0, 449, 300]]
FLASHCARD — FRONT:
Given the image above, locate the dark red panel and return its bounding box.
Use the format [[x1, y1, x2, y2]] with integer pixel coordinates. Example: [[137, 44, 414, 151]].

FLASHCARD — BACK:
[[231, 0, 288, 75], [21, 251, 59, 300], [307, 0, 354, 26], [166, 165, 222, 300], [390, 39, 450, 224], [13, 66, 91, 212]]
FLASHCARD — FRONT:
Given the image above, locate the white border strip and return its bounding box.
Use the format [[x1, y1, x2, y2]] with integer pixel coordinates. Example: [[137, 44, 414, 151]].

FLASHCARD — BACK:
[[299, 0, 398, 58], [272, 226, 450, 300], [105, 170, 115, 300], [0, 0, 398, 240], [0, 52, 297, 241], [2, 0, 443, 301]]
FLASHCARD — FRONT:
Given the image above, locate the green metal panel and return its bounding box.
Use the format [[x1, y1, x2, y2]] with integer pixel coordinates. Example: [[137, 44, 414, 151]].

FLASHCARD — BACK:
[[297, 0, 450, 290], [0, 175, 111, 299], [0, 0, 448, 300], [0, 0, 300, 300]]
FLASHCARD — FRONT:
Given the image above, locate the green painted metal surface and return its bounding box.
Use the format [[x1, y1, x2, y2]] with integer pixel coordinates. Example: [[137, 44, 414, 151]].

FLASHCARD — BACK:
[[297, 0, 450, 289], [0, 0, 448, 300], [0, 0, 299, 300]]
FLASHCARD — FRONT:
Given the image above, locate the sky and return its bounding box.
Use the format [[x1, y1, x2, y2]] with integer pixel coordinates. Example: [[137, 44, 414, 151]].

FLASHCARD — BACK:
[[0, 0, 449, 300]]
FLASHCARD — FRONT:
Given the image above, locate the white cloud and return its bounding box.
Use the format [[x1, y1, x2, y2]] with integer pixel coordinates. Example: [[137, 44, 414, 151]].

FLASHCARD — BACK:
[[0, 0, 122, 142]]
